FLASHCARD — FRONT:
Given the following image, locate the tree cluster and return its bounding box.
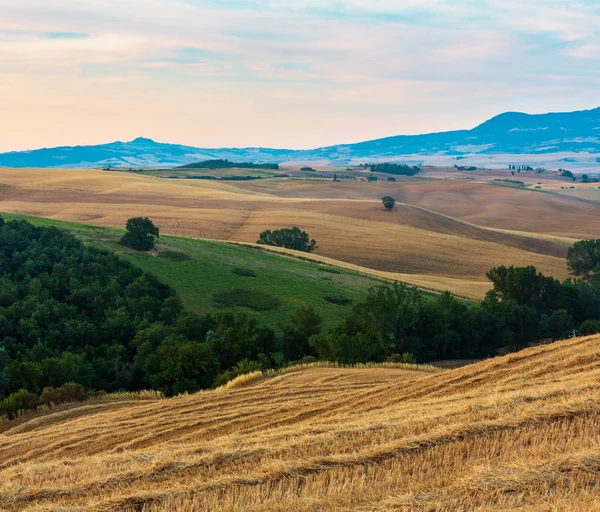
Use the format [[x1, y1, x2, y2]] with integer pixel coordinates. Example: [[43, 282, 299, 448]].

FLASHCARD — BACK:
[[178, 159, 279, 170], [302, 266, 600, 364], [369, 163, 420, 176], [257, 227, 317, 253]]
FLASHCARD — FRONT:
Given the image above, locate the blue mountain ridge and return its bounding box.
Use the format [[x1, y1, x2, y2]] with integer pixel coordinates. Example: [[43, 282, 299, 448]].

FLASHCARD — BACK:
[[1, 107, 599, 168]]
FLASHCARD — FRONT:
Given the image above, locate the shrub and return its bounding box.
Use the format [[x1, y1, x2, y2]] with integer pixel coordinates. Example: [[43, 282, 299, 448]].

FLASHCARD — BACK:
[[232, 267, 257, 278], [213, 289, 281, 311], [580, 319, 600, 336], [0, 389, 40, 419], [324, 295, 353, 306], [213, 359, 264, 388], [387, 353, 417, 364], [40, 383, 87, 406]]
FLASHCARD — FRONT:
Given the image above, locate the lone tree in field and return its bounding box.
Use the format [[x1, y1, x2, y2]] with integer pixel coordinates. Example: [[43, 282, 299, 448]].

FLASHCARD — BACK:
[[257, 227, 317, 253], [120, 217, 160, 251], [381, 196, 396, 211]]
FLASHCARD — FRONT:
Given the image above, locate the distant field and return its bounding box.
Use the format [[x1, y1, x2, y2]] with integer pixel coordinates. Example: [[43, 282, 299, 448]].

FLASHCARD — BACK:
[[0, 167, 597, 298], [3, 214, 391, 328], [2, 335, 600, 511]]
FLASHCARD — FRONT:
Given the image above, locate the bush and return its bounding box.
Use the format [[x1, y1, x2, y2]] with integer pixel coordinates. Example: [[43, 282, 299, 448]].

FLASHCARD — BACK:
[[257, 227, 317, 253], [212, 359, 264, 388], [158, 250, 191, 262], [580, 319, 600, 336], [40, 383, 87, 406], [324, 295, 353, 306], [232, 267, 257, 278], [387, 353, 417, 364], [213, 289, 281, 311], [0, 389, 40, 419]]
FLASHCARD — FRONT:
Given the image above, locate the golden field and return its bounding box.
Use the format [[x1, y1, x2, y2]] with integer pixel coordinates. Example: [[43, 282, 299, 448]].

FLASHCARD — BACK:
[[2, 335, 600, 511], [0, 167, 598, 298]]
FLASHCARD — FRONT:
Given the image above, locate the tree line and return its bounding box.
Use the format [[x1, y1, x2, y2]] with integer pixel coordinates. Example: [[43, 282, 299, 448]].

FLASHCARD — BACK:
[[369, 163, 420, 176], [178, 159, 279, 170]]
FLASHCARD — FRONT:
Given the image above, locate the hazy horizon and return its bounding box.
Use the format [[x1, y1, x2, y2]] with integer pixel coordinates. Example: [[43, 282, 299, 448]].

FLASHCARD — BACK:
[[2, 0, 600, 152]]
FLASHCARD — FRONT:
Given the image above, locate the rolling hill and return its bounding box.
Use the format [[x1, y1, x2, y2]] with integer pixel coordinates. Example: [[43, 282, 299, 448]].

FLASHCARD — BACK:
[[1, 107, 599, 168], [1, 213, 391, 328], [2, 334, 600, 511], [0, 168, 596, 298]]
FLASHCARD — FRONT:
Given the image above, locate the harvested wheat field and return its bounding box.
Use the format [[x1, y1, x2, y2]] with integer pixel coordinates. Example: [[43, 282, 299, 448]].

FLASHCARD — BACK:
[[3, 335, 600, 511], [0, 168, 598, 297]]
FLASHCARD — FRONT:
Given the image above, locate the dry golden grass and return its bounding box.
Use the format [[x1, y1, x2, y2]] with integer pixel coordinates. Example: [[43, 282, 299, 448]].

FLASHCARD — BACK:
[[2, 335, 600, 511], [0, 168, 599, 297]]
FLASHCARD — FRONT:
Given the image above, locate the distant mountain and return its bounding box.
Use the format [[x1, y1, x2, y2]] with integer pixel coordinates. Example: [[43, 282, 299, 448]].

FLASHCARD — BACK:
[[1, 107, 600, 169]]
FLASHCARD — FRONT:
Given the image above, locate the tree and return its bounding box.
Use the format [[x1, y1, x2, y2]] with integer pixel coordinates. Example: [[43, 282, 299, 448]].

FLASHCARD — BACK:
[[560, 169, 575, 181], [120, 217, 159, 251], [309, 329, 386, 364], [144, 335, 219, 396], [485, 266, 567, 314], [567, 239, 600, 278], [381, 196, 396, 211], [282, 305, 322, 360], [257, 227, 317, 253], [354, 283, 423, 354]]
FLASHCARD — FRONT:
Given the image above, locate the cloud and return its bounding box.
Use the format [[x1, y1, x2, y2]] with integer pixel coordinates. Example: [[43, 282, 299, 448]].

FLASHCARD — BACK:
[[0, 0, 599, 151]]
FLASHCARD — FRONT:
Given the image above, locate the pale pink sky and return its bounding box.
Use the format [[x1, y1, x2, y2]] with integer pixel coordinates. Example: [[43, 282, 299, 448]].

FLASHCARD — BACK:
[[1, 0, 600, 152]]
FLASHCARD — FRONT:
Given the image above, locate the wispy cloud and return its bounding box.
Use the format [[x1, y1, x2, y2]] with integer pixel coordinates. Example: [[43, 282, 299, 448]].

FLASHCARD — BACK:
[[0, 0, 599, 151]]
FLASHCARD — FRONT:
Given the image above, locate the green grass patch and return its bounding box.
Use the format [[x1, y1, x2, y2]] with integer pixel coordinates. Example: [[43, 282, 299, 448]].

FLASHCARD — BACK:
[[158, 250, 191, 262], [213, 288, 280, 312]]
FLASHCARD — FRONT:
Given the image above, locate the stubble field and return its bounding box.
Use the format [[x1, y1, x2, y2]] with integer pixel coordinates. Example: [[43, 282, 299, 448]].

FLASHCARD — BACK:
[[2, 335, 600, 511], [0, 167, 597, 298]]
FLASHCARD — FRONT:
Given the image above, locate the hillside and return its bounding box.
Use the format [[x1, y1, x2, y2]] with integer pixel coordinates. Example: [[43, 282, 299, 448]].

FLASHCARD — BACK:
[[2, 214, 387, 328], [2, 335, 600, 511], [1, 107, 599, 168], [1, 168, 596, 299]]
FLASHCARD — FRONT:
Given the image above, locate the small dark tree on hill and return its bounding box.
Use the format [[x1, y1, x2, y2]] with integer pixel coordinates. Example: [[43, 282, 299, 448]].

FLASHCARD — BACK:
[[381, 196, 396, 211], [257, 227, 317, 253], [120, 217, 160, 251]]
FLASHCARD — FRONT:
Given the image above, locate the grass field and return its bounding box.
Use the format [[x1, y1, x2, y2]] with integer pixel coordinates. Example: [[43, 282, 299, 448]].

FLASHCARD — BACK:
[[2, 213, 393, 328], [2, 334, 600, 511], [0, 167, 597, 298]]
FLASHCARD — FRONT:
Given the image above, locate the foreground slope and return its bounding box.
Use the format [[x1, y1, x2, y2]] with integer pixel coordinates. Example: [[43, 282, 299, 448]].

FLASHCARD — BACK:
[[3, 335, 600, 511]]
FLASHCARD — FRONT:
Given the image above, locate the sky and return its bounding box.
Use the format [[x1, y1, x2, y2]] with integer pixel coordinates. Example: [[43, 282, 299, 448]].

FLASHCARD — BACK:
[[1, 0, 600, 152]]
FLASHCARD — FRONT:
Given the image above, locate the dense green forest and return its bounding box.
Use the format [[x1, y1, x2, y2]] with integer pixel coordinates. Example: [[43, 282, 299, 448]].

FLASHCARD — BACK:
[[178, 159, 279, 170], [2, 217, 600, 418]]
